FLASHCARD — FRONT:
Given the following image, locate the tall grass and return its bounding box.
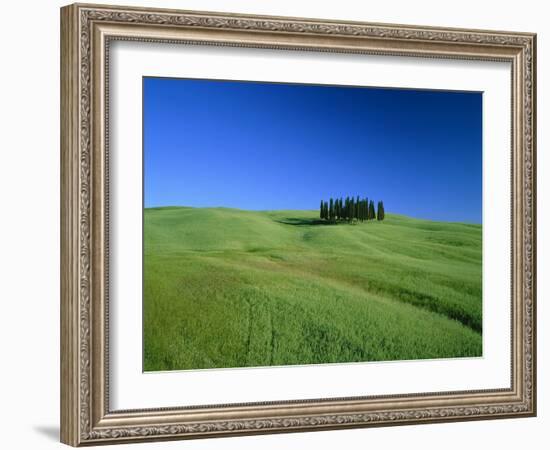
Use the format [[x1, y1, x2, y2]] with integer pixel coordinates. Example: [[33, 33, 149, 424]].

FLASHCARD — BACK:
[[143, 207, 482, 371]]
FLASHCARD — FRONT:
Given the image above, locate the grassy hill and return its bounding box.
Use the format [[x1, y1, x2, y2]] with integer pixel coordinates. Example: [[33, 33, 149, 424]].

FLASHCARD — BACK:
[[143, 207, 482, 371]]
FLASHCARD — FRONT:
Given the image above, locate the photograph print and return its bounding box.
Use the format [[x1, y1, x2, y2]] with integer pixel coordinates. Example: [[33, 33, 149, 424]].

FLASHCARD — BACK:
[[143, 77, 482, 372]]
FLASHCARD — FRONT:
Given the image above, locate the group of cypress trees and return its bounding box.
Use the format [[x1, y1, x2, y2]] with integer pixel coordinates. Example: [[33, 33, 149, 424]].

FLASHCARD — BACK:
[[319, 196, 385, 222]]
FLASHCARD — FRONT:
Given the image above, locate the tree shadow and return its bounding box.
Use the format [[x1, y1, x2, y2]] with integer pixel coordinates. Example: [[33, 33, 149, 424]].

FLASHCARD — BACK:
[[275, 218, 338, 226]]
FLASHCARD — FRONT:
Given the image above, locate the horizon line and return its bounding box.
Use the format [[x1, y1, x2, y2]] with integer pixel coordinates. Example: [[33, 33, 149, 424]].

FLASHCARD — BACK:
[[143, 205, 482, 225]]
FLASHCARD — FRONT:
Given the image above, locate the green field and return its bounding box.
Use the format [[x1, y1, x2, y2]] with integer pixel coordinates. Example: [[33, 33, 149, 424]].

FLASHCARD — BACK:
[[143, 207, 482, 371]]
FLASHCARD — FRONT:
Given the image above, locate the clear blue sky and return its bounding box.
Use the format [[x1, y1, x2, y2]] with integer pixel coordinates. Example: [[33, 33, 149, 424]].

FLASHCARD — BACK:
[[143, 77, 482, 223]]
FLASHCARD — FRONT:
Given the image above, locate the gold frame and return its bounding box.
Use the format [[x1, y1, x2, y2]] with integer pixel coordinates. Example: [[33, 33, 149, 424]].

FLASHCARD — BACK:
[[60, 2, 537, 446]]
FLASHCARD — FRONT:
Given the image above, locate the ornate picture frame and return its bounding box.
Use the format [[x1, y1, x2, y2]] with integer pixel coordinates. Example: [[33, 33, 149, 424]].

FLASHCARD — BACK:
[[60, 2, 536, 446]]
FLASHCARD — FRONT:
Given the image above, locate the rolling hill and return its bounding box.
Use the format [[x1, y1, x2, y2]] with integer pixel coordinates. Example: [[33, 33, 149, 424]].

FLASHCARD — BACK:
[[143, 206, 482, 371]]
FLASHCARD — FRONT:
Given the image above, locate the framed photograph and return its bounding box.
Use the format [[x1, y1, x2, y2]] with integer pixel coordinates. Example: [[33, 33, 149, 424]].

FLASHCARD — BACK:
[[60, 3, 537, 446]]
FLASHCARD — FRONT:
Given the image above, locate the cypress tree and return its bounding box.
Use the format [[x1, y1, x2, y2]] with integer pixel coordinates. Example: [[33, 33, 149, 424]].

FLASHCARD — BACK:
[[317, 197, 385, 222], [343, 198, 347, 221], [345, 197, 349, 221], [342, 198, 345, 220]]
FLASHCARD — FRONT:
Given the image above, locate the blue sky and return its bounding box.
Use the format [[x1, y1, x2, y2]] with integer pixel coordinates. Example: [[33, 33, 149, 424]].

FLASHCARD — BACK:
[[143, 77, 482, 223]]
